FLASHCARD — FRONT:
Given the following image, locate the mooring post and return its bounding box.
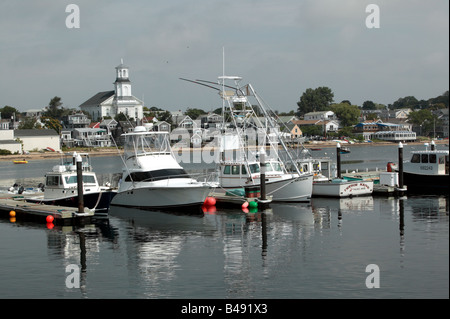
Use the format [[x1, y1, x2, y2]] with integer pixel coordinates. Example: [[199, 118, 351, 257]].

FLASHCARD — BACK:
[[76, 154, 84, 214], [336, 143, 342, 179], [259, 148, 267, 201], [398, 142, 404, 189]]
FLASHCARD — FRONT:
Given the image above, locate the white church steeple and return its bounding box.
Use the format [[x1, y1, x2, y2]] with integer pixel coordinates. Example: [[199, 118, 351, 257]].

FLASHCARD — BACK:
[[114, 58, 131, 98]]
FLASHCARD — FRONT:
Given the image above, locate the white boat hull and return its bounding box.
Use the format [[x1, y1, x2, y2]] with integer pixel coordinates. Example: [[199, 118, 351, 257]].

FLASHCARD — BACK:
[[221, 174, 313, 202], [111, 184, 211, 209], [313, 180, 373, 198]]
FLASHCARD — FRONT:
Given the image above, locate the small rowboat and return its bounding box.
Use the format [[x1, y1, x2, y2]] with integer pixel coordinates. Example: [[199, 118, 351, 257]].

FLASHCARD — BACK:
[[13, 160, 28, 164]]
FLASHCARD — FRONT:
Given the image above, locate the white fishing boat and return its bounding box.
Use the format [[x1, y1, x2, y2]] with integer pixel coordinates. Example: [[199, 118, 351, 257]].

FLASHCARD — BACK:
[[110, 126, 213, 210], [182, 75, 313, 202], [296, 155, 373, 198], [26, 152, 116, 215], [402, 141, 448, 193]]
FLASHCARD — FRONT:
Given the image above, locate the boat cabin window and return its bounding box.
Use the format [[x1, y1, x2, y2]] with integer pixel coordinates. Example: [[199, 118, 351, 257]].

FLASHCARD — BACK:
[[271, 162, 283, 172], [429, 154, 436, 163], [223, 166, 231, 175], [249, 164, 260, 174], [124, 169, 189, 182], [439, 156, 446, 164], [421, 154, 429, 163], [231, 165, 240, 175], [46, 175, 60, 186], [411, 154, 420, 163], [65, 175, 97, 184], [241, 165, 247, 175]]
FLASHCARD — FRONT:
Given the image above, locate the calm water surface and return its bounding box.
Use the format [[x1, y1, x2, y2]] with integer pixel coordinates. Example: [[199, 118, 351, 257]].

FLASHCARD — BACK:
[[0, 144, 448, 299]]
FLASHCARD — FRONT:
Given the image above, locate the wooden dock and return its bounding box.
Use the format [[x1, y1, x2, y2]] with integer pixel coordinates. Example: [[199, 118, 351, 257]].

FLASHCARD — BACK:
[[0, 194, 94, 225]]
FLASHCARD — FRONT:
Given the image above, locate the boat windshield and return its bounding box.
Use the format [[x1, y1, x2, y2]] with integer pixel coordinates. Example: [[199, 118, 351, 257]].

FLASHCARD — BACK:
[[124, 168, 189, 182], [249, 164, 260, 173], [65, 175, 97, 184], [268, 162, 283, 172], [124, 133, 171, 159]]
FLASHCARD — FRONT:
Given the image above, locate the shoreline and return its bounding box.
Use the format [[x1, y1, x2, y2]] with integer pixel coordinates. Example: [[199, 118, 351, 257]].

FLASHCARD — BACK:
[[1, 139, 447, 162]]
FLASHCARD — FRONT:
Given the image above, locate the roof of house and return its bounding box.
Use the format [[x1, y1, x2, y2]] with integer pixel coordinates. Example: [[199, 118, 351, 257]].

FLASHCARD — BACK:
[[14, 129, 59, 137], [79, 91, 115, 107]]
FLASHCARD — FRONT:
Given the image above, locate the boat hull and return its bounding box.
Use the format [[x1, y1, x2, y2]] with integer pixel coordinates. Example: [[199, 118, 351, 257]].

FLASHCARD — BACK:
[[313, 180, 373, 198], [403, 171, 449, 193], [221, 174, 313, 202], [110, 185, 211, 210], [26, 190, 116, 215]]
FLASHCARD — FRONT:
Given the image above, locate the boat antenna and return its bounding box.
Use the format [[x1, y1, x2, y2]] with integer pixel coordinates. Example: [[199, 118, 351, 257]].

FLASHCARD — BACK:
[[222, 47, 225, 121], [179, 78, 221, 91]]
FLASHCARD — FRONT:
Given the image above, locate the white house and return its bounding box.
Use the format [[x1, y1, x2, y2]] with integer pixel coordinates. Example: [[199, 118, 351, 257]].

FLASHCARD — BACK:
[[0, 130, 22, 154], [304, 111, 336, 121], [79, 60, 144, 121], [14, 129, 61, 152]]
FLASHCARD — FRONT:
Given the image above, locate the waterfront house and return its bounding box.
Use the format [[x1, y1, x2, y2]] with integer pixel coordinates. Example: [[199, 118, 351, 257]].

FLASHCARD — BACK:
[[153, 120, 171, 132], [304, 111, 337, 121], [293, 119, 340, 135], [73, 127, 111, 147], [14, 129, 61, 152], [353, 120, 416, 142]]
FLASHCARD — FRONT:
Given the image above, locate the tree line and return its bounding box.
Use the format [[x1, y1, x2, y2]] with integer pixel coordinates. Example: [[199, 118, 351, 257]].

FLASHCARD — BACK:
[[1, 88, 448, 137]]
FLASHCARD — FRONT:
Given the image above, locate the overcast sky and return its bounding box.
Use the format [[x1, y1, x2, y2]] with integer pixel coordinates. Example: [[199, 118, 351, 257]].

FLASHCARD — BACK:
[[1, 0, 448, 113]]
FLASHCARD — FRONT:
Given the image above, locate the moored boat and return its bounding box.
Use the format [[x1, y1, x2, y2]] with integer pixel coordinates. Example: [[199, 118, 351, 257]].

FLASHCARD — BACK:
[[13, 160, 28, 164], [207, 75, 314, 202], [110, 126, 214, 210], [402, 141, 449, 193], [25, 152, 116, 215]]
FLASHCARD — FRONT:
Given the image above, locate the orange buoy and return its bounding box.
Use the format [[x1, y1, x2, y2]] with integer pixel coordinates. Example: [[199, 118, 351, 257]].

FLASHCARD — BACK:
[[204, 197, 216, 206], [9, 210, 16, 217]]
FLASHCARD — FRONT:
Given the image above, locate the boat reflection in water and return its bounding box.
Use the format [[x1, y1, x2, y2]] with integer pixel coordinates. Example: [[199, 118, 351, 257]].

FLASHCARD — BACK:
[[24, 194, 448, 298]]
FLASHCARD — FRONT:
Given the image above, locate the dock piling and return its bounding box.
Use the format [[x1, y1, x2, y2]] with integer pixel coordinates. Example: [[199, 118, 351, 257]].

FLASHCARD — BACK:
[[260, 148, 267, 201], [76, 154, 84, 214], [336, 143, 342, 179]]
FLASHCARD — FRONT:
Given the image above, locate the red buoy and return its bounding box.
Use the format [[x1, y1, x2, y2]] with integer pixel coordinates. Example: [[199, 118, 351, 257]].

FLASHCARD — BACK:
[[204, 197, 216, 206]]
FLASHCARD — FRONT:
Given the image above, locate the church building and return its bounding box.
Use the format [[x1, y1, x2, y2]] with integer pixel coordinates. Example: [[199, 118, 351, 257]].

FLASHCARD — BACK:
[[79, 60, 144, 121]]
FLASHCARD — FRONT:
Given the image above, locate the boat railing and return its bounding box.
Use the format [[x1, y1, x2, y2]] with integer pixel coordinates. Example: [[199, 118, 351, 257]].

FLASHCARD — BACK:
[[128, 171, 217, 185]]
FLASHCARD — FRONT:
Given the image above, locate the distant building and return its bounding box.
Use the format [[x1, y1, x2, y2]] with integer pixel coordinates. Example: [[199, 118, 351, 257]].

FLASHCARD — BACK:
[[14, 129, 61, 152], [79, 60, 144, 121], [353, 120, 416, 142]]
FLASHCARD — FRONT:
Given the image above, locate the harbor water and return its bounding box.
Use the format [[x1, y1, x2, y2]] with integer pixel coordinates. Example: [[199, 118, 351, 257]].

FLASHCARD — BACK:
[[0, 144, 448, 299]]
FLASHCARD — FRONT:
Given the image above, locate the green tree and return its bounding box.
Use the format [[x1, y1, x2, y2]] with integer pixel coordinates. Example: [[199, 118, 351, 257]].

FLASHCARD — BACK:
[[300, 125, 323, 137], [41, 116, 62, 134], [296, 87, 334, 116], [330, 103, 361, 127], [43, 96, 64, 119], [19, 117, 41, 129], [156, 110, 173, 125], [407, 109, 441, 137], [362, 100, 376, 110], [115, 112, 128, 122], [0, 105, 20, 119]]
